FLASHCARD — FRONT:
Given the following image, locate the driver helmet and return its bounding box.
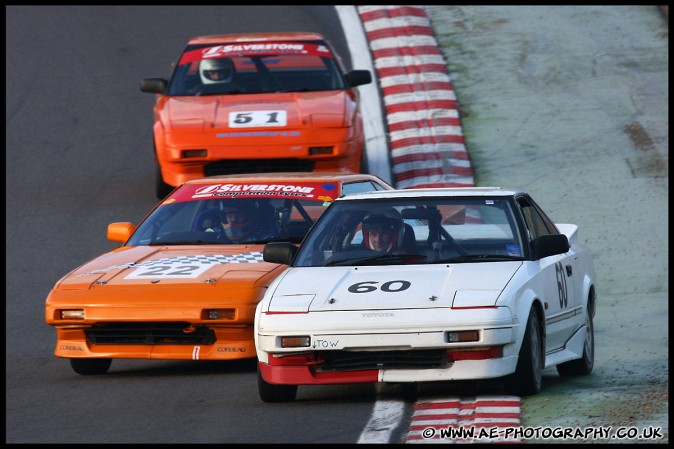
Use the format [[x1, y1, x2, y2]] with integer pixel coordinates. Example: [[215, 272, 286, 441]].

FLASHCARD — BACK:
[[199, 57, 235, 85], [220, 200, 257, 241], [362, 208, 404, 251]]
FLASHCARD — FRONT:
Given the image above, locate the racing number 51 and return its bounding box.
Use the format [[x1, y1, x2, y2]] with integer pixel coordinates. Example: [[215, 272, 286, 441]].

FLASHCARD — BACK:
[[230, 110, 287, 127]]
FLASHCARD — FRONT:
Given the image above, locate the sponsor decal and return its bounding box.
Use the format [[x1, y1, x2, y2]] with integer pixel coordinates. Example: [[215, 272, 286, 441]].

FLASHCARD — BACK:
[[170, 181, 339, 202], [194, 183, 314, 197], [216, 131, 300, 138], [178, 42, 332, 65], [60, 345, 85, 351], [312, 339, 339, 348], [217, 347, 247, 352]]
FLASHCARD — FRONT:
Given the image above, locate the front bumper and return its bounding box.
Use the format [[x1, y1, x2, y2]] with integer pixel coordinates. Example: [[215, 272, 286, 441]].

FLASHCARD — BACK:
[[53, 324, 256, 360], [256, 306, 519, 384], [157, 135, 362, 187], [258, 354, 518, 385]]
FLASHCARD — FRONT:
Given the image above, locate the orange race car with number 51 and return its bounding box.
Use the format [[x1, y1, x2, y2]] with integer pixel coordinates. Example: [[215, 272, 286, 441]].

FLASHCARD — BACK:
[[141, 32, 372, 199]]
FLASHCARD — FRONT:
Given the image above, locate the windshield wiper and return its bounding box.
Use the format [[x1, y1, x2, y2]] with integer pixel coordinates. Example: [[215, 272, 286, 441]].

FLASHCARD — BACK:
[[148, 239, 217, 246], [239, 238, 277, 244], [266, 236, 304, 244], [435, 254, 524, 263], [325, 253, 424, 266], [278, 88, 314, 93], [194, 89, 244, 96]]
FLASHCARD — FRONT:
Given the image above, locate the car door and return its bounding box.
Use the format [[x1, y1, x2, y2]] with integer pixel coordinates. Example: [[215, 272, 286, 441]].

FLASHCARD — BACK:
[[517, 195, 578, 352]]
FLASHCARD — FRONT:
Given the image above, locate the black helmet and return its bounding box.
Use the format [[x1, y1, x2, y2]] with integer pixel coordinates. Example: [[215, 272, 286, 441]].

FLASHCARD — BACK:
[[363, 215, 396, 233], [220, 199, 259, 222], [362, 208, 404, 250]]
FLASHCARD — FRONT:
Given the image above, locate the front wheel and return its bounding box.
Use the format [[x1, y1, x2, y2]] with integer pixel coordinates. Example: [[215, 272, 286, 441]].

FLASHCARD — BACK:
[[257, 365, 297, 403], [557, 305, 594, 376], [505, 308, 543, 396], [70, 358, 112, 375]]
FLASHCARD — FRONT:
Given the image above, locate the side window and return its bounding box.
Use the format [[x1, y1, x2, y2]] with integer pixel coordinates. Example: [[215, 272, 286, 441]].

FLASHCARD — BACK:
[[517, 197, 555, 240], [342, 181, 379, 196], [129, 202, 198, 245]]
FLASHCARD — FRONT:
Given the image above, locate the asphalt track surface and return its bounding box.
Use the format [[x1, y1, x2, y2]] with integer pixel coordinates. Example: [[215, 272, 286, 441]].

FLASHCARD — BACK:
[[6, 5, 668, 444]]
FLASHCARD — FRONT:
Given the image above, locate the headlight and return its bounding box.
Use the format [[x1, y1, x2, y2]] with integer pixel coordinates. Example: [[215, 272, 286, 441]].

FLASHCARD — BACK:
[[60, 309, 85, 320]]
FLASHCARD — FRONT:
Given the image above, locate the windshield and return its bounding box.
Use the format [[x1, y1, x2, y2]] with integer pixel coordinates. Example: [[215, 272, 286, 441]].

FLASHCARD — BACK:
[[126, 181, 337, 246], [167, 40, 347, 96], [292, 197, 525, 267]]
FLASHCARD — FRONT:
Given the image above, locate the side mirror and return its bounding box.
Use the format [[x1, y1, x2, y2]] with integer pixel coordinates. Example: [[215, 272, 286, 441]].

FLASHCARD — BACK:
[[107, 222, 135, 243], [532, 234, 570, 259], [263, 242, 297, 265], [140, 78, 168, 94], [345, 70, 372, 87]]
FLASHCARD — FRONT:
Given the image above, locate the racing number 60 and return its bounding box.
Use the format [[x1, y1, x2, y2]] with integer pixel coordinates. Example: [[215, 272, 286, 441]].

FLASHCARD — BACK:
[[555, 261, 568, 308], [348, 280, 411, 293]]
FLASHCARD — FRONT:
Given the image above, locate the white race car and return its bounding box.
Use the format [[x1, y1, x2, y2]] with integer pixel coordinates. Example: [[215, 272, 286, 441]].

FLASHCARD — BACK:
[[254, 187, 597, 402]]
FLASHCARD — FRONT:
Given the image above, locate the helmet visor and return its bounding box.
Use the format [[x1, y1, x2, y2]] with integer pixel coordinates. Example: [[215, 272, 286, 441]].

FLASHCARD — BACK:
[[203, 68, 229, 81]]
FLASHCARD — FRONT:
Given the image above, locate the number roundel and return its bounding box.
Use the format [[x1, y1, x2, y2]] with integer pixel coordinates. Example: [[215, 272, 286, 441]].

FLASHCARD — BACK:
[[555, 261, 568, 308], [348, 280, 411, 293], [229, 110, 287, 127]]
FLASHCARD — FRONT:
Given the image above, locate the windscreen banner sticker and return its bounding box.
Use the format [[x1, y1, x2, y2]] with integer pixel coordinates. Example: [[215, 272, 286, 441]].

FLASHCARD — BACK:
[[168, 181, 339, 202], [179, 43, 332, 65], [71, 253, 264, 280]]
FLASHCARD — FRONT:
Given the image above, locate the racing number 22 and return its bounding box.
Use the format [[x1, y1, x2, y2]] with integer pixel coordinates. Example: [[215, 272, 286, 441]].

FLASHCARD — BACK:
[[125, 263, 212, 279], [348, 280, 411, 293]]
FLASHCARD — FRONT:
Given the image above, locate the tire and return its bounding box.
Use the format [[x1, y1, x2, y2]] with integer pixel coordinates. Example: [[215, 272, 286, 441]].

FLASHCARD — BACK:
[[400, 383, 418, 402], [257, 365, 297, 403], [155, 164, 174, 200], [70, 358, 112, 375], [505, 308, 543, 396], [556, 304, 594, 376]]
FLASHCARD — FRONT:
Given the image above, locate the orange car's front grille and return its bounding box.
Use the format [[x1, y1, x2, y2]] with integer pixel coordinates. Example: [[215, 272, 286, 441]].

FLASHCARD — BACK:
[[84, 323, 216, 345], [204, 159, 315, 177]]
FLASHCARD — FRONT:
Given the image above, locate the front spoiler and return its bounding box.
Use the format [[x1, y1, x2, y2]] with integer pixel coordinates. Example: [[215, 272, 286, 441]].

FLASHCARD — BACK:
[[258, 356, 517, 385], [53, 326, 256, 360]]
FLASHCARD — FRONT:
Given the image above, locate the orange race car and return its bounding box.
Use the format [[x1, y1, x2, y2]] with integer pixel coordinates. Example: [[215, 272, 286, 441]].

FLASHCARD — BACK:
[[141, 32, 373, 199], [45, 172, 392, 375]]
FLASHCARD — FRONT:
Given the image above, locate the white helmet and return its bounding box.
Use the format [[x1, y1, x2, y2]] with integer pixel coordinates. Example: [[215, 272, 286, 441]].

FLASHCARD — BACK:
[[199, 58, 234, 85]]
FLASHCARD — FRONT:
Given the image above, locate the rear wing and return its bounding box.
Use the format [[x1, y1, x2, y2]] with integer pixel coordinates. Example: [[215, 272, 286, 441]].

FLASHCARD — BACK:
[[555, 223, 579, 244]]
